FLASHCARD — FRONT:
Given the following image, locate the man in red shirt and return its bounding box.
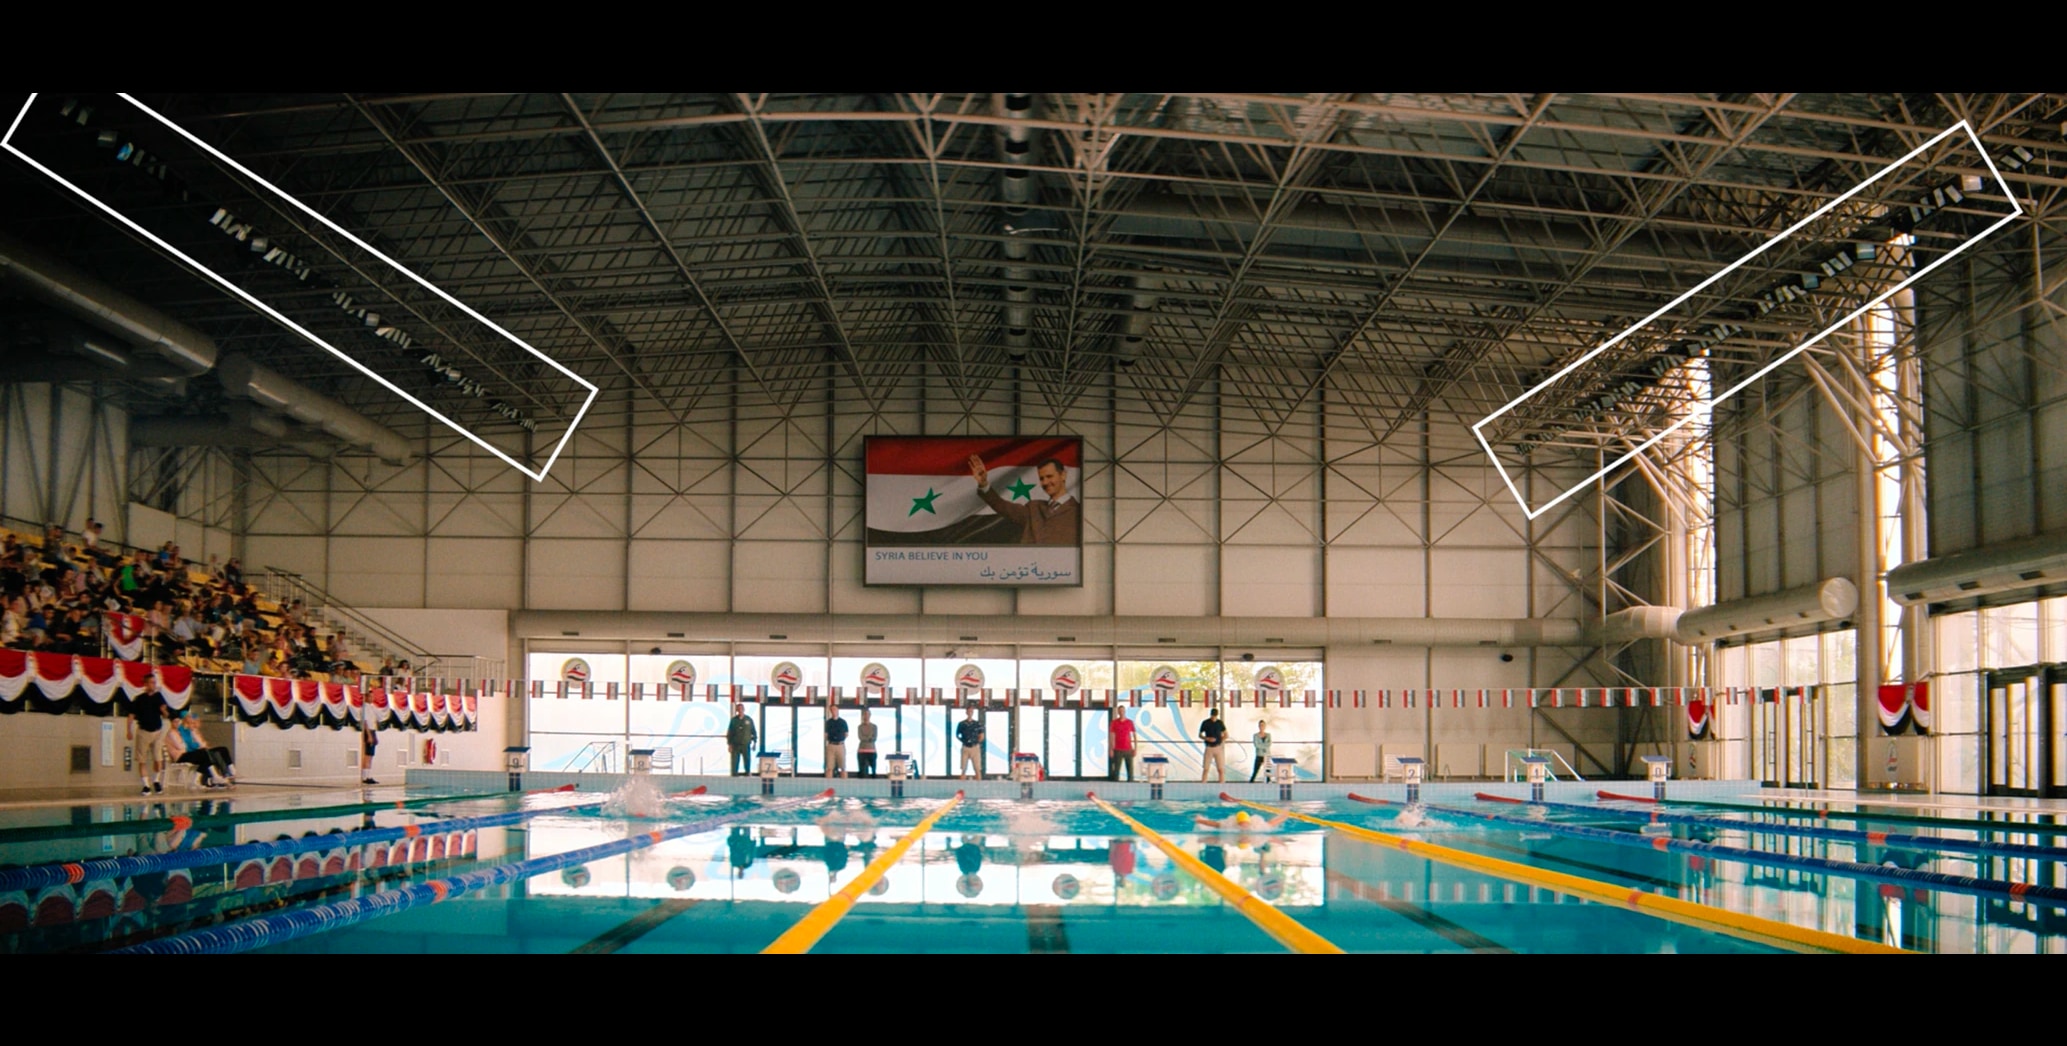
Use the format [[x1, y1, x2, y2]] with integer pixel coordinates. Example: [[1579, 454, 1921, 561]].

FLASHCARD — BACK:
[[1109, 705, 1138, 781]]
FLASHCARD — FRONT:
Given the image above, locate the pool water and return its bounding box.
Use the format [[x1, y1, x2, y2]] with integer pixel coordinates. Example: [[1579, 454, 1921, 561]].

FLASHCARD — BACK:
[[4, 788, 2063, 953]]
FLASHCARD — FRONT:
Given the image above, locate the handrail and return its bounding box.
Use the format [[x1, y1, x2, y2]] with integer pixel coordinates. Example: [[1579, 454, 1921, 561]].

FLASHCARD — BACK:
[[567, 740, 617, 774], [762, 791, 964, 954], [257, 566, 434, 666], [1504, 747, 1585, 782], [1273, 794, 1904, 954], [1088, 791, 1342, 954]]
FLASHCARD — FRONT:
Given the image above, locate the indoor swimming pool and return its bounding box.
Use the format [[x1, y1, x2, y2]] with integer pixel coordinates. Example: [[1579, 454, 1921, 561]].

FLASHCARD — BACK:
[[3, 780, 2063, 954]]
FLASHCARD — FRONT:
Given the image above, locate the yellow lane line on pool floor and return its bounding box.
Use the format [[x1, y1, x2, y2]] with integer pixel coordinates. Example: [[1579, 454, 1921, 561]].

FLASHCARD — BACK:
[[761, 792, 964, 954], [1087, 792, 1343, 954], [1229, 797, 1905, 955]]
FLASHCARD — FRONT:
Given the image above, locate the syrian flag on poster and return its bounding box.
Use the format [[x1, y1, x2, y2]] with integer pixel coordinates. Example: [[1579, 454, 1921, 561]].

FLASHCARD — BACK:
[[863, 436, 1083, 586]]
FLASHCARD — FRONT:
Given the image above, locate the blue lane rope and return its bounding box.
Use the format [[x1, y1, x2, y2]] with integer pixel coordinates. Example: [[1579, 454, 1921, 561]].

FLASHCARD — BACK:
[[110, 791, 835, 955], [1523, 795, 2067, 862], [1353, 794, 2067, 909], [0, 795, 612, 894]]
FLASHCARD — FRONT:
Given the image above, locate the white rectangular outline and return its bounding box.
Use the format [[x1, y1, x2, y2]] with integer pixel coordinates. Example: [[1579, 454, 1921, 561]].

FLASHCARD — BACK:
[[1472, 121, 2023, 520], [2, 92, 599, 483]]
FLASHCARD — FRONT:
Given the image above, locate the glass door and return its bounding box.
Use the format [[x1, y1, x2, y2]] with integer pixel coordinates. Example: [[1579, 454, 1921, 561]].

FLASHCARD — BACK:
[[1983, 666, 2044, 797], [1752, 687, 1819, 787], [2050, 667, 2067, 799]]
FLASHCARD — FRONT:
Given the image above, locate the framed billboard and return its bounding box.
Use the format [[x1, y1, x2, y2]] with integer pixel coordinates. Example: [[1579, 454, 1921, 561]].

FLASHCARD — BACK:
[[864, 435, 1083, 586]]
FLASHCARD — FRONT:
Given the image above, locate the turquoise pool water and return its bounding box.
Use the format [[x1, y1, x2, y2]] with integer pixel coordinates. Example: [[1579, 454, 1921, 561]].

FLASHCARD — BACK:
[[4, 788, 2063, 953]]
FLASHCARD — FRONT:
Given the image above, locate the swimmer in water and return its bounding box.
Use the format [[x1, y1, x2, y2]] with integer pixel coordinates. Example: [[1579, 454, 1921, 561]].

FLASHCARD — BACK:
[[1393, 803, 1429, 829], [1193, 809, 1290, 832]]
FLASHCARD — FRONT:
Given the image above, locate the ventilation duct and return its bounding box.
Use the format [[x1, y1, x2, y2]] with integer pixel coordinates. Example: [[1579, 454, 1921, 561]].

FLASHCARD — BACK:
[[997, 93, 1037, 359], [1114, 273, 1159, 366], [510, 611, 1594, 649], [1585, 606, 1684, 646], [1885, 530, 2067, 607], [0, 228, 216, 375], [1673, 578, 1858, 643], [216, 354, 414, 465]]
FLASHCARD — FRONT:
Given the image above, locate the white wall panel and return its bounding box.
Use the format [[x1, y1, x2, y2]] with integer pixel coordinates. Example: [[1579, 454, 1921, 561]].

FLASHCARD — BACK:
[[424, 537, 523, 609], [732, 540, 827, 614], [919, 587, 1012, 616], [527, 538, 627, 611], [1327, 547, 1425, 617], [244, 534, 328, 583], [128, 502, 175, 550], [1221, 546, 1318, 617], [1115, 544, 1215, 617], [1428, 548, 1528, 617], [627, 540, 732, 612], [327, 536, 427, 607]]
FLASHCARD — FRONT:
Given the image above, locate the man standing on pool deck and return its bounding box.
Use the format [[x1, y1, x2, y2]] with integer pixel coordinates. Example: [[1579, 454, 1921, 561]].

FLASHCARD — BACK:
[[957, 706, 985, 780], [1198, 707, 1227, 782], [1109, 705, 1137, 781], [727, 703, 758, 776], [824, 705, 849, 778]]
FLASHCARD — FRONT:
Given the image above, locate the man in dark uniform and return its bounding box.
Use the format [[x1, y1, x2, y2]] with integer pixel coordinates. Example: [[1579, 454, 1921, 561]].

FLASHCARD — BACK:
[[726, 703, 758, 776]]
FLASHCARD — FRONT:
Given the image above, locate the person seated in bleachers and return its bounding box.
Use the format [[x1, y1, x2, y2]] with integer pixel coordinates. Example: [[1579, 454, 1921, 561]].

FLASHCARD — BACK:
[[222, 557, 243, 586], [1, 596, 25, 648]]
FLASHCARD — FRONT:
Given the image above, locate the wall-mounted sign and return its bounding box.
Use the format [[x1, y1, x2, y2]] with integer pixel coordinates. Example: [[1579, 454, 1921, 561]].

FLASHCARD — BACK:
[[860, 662, 891, 691], [955, 664, 985, 692], [770, 661, 803, 695], [560, 658, 591, 684], [1255, 666, 1284, 694], [666, 660, 697, 689], [1149, 665, 1179, 694], [1050, 664, 1081, 695]]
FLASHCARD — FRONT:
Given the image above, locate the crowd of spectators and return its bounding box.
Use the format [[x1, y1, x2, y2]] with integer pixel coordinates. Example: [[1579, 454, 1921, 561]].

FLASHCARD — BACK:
[[1, 519, 369, 681]]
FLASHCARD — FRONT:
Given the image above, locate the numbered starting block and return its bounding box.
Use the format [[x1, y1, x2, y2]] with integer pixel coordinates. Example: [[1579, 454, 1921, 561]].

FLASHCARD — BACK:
[[1014, 753, 1041, 798], [1143, 755, 1170, 800], [758, 750, 783, 795], [1642, 755, 1672, 801], [1396, 756, 1425, 804], [1522, 755, 1550, 803], [887, 753, 912, 798], [503, 746, 530, 793], [1271, 756, 1298, 800]]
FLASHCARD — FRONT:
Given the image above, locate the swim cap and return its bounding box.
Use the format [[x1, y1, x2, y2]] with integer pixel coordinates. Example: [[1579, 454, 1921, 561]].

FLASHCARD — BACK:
[[1234, 811, 1251, 824]]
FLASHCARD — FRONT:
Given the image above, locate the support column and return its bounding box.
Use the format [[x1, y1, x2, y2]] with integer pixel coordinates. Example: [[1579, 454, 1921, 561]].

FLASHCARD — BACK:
[[1855, 332, 1885, 788]]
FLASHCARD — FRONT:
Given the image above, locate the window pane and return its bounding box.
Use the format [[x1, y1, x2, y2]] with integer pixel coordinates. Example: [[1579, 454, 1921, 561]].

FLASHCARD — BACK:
[[525, 651, 628, 771], [1982, 602, 2039, 668], [1937, 611, 1979, 673]]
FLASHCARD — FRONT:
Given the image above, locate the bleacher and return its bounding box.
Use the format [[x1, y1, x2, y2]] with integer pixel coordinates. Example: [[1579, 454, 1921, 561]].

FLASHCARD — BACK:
[[0, 520, 386, 682]]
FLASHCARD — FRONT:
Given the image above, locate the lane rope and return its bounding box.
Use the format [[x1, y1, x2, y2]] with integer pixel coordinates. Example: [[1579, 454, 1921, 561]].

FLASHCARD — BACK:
[[111, 790, 836, 954], [1088, 791, 1343, 954], [1244, 794, 1901, 954], [761, 792, 965, 954]]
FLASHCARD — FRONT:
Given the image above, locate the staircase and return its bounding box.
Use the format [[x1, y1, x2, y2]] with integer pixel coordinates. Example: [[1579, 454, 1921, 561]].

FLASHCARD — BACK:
[[255, 567, 502, 679]]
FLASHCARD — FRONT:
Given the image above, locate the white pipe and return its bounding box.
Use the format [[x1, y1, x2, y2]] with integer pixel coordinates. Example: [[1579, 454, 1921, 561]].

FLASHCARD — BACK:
[[0, 228, 217, 374], [509, 611, 1591, 649], [1885, 529, 2067, 607], [1673, 578, 1858, 643]]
